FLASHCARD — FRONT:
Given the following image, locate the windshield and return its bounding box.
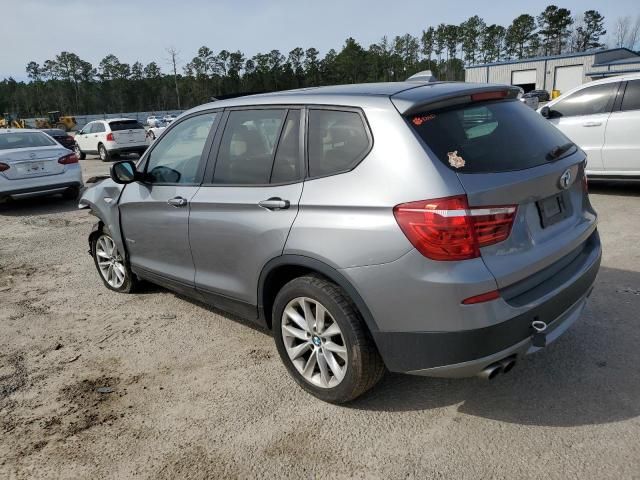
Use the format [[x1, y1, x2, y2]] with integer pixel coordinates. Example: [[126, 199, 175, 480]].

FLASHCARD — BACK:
[[409, 100, 571, 173], [0, 132, 57, 150]]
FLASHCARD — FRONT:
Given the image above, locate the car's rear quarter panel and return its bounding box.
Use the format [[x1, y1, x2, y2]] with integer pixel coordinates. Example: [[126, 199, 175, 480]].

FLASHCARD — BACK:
[[284, 98, 464, 269]]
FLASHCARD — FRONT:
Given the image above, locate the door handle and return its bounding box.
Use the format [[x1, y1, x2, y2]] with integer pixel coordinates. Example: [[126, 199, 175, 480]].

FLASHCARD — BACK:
[[582, 121, 602, 127], [167, 196, 188, 207], [258, 197, 290, 210]]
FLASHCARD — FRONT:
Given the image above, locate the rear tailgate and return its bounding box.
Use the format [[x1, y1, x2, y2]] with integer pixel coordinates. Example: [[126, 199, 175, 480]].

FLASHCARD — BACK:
[[403, 94, 597, 289], [108, 120, 146, 145], [457, 155, 595, 287]]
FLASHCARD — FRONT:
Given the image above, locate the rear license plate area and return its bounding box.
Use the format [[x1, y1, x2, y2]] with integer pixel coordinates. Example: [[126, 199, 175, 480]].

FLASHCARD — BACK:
[[18, 162, 45, 175], [537, 192, 571, 228]]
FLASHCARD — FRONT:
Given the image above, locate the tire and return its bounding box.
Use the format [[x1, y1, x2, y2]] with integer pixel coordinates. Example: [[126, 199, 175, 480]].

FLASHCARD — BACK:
[[91, 230, 137, 293], [62, 186, 80, 200], [75, 143, 86, 160], [98, 143, 110, 162], [272, 274, 385, 403]]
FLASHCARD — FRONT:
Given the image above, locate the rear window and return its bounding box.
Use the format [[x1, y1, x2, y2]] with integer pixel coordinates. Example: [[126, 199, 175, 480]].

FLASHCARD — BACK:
[[409, 100, 571, 173], [0, 132, 56, 150], [109, 120, 145, 131]]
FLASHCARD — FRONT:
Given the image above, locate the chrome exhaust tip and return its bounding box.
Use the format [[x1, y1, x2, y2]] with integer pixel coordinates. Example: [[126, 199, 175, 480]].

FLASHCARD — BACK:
[[478, 363, 502, 380], [499, 357, 517, 374]]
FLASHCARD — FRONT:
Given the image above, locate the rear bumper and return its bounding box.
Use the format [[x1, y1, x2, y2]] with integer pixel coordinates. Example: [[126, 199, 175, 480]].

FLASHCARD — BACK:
[[371, 230, 601, 375], [0, 166, 83, 199], [2, 181, 83, 199], [106, 144, 148, 154]]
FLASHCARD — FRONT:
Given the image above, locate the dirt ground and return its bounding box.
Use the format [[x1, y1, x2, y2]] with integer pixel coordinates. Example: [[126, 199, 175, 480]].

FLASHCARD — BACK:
[[1, 157, 639, 479]]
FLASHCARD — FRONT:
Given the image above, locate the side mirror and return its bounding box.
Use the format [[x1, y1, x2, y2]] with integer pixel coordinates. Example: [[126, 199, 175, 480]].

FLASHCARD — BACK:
[[540, 106, 551, 118], [110, 160, 138, 184]]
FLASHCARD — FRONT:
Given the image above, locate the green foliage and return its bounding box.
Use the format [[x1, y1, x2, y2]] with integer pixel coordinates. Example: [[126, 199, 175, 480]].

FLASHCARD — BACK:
[[0, 5, 608, 116]]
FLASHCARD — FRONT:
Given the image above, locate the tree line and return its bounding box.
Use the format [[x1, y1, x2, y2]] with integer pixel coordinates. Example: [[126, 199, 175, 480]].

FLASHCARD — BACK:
[[0, 5, 630, 118]]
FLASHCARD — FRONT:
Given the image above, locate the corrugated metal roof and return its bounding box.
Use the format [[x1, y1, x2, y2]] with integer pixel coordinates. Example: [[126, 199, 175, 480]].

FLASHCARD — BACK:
[[592, 56, 640, 67], [466, 47, 637, 69]]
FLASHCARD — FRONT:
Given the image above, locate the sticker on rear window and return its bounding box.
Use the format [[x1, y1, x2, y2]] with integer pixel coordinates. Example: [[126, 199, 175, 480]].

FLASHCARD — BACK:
[[447, 150, 465, 169], [411, 114, 435, 126]]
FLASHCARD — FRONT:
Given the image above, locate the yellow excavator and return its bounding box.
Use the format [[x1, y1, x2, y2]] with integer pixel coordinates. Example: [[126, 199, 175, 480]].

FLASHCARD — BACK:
[[0, 113, 26, 129], [34, 111, 77, 131]]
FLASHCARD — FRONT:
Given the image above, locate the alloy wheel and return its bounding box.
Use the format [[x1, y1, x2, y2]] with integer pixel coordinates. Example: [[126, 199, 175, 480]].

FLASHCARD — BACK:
[[281, 296, 348, 388], [95, 234, 126, 289]]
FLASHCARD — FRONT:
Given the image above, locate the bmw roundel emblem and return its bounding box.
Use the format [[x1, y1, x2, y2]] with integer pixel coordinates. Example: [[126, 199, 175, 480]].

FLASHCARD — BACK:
[[559, 169, 572, 190]]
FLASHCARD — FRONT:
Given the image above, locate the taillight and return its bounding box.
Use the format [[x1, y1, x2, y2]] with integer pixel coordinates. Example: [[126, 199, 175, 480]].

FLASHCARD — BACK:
[[0, 162, 10, 172], [393, 195, 517, 261], [58, 153, 78, 165], [106, 132, 114, 141]]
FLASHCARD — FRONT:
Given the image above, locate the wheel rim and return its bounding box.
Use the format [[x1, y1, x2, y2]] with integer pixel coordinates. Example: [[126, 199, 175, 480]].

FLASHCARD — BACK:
[[95, 234, 126, 288], [75, 144, 81, 155], [99, 146, 106, 160], [281, 297, 348, 389]]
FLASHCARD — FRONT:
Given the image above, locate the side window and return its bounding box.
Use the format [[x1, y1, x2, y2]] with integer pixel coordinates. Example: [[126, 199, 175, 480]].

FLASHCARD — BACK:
[[91, 123, 106, 133], [621, 80, 640, 112], [213, 109, 286, 184], [308, 109, 370, 177], [551, 83, 618, 118], [145, 113, 216, 184], [271, 110, 302, 184], [81, 123, 92, 134]]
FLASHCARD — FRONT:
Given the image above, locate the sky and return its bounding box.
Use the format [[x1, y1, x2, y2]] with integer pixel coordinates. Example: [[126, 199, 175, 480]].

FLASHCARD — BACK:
[[2, 0, 639, 80]]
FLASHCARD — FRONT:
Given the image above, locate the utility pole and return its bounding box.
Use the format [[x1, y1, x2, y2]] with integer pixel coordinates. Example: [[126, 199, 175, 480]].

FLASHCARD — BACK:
[[166, 47, 181, 110]]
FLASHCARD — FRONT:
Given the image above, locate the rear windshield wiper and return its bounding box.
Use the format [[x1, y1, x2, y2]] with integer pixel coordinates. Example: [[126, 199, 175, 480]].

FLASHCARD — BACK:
[[546, 142, 576, 161]]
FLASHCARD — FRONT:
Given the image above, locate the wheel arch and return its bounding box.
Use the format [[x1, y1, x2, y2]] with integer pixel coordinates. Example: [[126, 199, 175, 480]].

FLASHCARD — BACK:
[[258, 255, 380, 335]]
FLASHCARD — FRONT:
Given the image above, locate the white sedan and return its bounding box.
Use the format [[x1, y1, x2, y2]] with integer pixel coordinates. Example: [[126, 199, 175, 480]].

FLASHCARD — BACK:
[[0, 129, 83, 202], [146, 115, 162, 128], [162, 114, 178, 124]]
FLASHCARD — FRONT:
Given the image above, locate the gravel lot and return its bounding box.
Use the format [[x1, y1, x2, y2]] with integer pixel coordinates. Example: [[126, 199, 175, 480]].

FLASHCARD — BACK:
[[1, 156, 639, 479]]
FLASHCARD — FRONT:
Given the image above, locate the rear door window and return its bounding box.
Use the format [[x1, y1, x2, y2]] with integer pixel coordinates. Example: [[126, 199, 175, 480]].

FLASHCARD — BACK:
[[409, 100, 571, 173], [90, 123, 105, 133], [213, 109, 286, 185], [307, 109, 370, 177], [550, 83, 618, 118], [621, 80, 640, 112], [109, 120, 145, 131]]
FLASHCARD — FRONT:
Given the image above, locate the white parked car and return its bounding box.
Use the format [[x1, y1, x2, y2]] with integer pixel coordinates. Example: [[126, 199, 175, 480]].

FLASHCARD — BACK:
[[75, 119, 148, 162], [0, 129, 83, 202], [146, 115, 162, 127], [162, 113, 178, 124], [146, 125, 166, 142], [540, 73, 640, 177]]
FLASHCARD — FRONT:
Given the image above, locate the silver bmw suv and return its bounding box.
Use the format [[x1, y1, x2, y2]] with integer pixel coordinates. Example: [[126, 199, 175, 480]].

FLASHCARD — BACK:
[[80, 82, 601, 403]]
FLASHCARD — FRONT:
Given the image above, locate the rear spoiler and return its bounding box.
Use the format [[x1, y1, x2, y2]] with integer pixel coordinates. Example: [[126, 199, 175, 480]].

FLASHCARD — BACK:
[[391, 84, 521, 116]]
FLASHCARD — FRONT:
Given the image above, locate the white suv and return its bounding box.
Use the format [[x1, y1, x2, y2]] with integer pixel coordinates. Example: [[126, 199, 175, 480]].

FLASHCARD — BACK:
[[75, 119, 148, 162], [540, 73, 640, 177]]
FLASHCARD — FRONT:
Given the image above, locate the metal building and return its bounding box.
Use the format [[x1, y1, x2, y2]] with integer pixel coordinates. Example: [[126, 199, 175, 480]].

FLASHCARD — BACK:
[[465, 47, 640, 95]]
